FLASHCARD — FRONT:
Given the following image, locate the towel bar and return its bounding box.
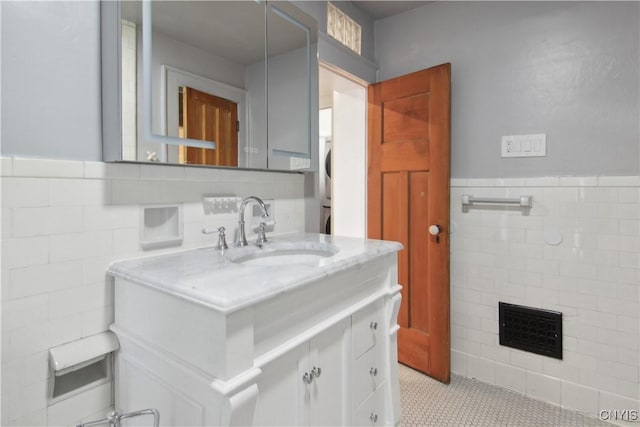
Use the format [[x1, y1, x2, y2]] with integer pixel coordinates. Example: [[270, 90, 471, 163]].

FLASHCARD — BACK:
[[76, 408, 160, 427], [462, 194, 532, 208]]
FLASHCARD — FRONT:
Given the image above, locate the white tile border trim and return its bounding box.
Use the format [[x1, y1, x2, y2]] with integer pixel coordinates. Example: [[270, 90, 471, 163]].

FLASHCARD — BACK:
[[454, 176, 640, 188], [0, 157, 305, 183], [2, 157, 636, 187], [12, 157, 84, 178]]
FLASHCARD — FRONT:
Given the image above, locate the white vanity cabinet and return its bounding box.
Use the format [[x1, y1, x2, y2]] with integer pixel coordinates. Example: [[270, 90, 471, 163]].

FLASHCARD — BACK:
[[108, 234, 402, 426]]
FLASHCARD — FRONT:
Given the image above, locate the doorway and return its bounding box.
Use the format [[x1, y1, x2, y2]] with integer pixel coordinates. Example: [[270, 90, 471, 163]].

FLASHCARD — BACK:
[[320, 61, 452, 383], [318, 64, 367, 238]]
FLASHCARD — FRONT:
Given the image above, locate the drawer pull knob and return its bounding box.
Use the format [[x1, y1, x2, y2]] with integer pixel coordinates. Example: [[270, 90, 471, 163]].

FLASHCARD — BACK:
[[369, 321, 378, 330], [302, 372, 313, 384], [311, 366, 322, 378], [370, 367, 378, 377], [370, 413, 378, 423]]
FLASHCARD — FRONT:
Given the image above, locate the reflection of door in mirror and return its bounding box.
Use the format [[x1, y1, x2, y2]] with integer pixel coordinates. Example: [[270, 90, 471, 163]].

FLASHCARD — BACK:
[[179, 86, 238, 167]]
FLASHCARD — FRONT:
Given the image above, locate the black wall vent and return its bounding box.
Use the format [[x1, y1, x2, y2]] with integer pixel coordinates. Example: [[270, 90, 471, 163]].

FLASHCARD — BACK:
[[499, 302, 563, 359]]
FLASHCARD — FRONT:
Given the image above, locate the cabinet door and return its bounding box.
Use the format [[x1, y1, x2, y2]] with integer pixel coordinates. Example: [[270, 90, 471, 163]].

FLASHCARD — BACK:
[[255, 342, 310, 426], [309, 319, 350, 426]]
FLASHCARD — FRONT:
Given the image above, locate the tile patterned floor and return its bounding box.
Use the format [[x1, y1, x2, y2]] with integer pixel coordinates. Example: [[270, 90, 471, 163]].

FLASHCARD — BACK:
[[399, 364, 612, 427]]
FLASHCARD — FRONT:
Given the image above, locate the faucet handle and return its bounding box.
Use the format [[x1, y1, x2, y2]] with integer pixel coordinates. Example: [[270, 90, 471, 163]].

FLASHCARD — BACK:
[[252, 219, 275, 233], [202, 226, 229, 251], [216, 227, 229, 250], [256, 222, 268, 245]]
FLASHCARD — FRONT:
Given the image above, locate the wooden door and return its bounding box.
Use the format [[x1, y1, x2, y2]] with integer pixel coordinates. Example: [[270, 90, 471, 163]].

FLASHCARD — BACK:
[[181, 86, 238, 166], [367, 64, 451, 383]]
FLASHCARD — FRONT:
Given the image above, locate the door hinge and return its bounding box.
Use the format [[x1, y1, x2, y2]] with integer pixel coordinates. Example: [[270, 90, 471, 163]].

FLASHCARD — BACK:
[[237, 121, 240, 133]]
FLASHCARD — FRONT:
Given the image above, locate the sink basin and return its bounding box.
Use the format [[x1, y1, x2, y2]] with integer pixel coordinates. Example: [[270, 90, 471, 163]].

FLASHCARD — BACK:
[[228, 241, 338, 266], [233, 250, 331, 266]]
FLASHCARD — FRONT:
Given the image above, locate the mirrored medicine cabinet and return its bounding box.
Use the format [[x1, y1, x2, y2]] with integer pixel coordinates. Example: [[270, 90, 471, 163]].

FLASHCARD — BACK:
[[101, 0, 318, 172]]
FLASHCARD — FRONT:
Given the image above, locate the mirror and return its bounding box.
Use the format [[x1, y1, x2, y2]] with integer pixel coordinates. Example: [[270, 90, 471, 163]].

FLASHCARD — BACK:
[[267, 3, 315, 170], [101, 0, 317, 171]]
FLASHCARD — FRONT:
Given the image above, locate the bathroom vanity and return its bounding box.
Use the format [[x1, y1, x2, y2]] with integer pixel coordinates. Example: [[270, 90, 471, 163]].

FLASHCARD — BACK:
[[108, 233, 402, 426]]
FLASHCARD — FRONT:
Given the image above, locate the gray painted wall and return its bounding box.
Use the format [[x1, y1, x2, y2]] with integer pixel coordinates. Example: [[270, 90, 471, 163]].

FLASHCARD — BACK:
[[6, 1, 636, 177], [1, 1, 103, 160], [375, 1, 640, 178]]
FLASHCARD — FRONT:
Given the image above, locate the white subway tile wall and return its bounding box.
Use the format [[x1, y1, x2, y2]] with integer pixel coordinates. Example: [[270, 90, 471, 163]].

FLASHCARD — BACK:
[[0, 157, 305, 426], [451, 177, 640, 417], [3, 160, 638, 424]]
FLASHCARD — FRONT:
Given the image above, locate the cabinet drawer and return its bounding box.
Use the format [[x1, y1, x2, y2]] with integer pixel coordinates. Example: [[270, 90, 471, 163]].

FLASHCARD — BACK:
[[352, 382, 385, 427], [352, 346, 383, 409], [352, 301, 382, 359]]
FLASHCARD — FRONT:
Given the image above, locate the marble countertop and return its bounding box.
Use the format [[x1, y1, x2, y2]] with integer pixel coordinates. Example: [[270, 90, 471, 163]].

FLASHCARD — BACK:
[[108, 233, 402, 314]]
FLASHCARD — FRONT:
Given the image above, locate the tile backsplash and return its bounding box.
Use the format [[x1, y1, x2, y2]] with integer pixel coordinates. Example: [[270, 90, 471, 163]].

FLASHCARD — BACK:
[[1, 157, 305, 426], [2, 158, 638, 425], [449, 176, 640, 417]]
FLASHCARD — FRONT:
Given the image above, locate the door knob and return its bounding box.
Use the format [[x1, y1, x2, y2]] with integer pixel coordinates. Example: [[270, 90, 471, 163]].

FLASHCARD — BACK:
[[429, 224, 441, 243]]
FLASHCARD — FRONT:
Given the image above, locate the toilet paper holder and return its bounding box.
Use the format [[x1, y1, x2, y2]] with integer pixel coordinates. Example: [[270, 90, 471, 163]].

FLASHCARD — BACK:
[[48, 332, 120, 402]]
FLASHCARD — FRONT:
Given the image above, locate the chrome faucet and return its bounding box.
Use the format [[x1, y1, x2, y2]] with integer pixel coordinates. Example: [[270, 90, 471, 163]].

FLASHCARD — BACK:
[[237, 196, 269, 246]]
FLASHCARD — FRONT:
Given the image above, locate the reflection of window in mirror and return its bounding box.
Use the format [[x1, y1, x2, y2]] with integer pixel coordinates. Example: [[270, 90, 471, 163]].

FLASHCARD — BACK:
[[121, 19, 137, 161], [178, 86, 239, 167]]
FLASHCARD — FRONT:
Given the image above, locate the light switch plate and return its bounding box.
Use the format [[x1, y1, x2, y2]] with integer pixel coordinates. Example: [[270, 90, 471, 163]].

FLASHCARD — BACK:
[[202, 195, 240, 214], [290, 157, 311, 170], [501, 134, 546, 157]]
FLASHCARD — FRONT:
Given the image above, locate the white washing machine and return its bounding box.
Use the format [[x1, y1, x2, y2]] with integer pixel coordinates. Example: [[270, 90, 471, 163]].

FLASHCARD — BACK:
[[323, 138, 332, 204], [320, 137, 332, 234], [322, 205, 331, 235]]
